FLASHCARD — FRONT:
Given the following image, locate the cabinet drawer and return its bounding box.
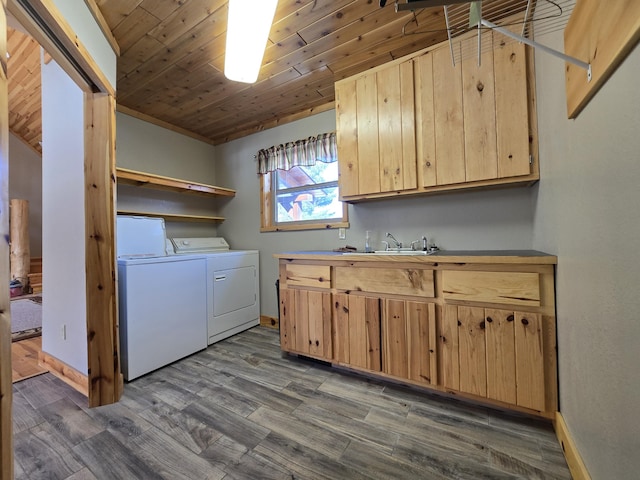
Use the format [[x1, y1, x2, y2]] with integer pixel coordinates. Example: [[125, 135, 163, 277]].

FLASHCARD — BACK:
[[285, 264, 331, 289], [442, 271, 540, 307], [335, 267, 434, 297]]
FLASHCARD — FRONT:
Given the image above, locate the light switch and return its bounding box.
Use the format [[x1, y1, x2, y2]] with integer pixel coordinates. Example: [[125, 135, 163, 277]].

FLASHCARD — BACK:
[[338, 227, 346, 239]]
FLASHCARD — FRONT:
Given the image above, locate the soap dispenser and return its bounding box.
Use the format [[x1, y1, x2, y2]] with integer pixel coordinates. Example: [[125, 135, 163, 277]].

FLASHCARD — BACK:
[[365, 230, 373, 253]]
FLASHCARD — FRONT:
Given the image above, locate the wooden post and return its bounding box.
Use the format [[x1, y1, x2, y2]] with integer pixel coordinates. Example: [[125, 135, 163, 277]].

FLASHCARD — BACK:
[[85, 92, 122, 407], [9, 198, 30, 287]]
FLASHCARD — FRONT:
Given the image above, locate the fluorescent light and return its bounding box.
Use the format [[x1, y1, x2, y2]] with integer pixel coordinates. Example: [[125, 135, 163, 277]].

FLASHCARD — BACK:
[[224, 0, 278, 83]]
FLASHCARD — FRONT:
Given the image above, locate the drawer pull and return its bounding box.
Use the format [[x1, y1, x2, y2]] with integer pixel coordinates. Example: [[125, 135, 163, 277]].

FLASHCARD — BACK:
[[507, 314, 514, 322], [486, 316, 493, 323]]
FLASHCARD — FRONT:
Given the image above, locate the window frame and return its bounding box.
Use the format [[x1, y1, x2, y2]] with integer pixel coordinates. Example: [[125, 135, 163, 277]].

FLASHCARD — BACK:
[[260, 167, 349, 232]]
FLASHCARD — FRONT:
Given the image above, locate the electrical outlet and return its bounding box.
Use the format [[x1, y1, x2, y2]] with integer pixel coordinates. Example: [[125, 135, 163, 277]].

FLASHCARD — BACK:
[[338, 227, 346, 239]]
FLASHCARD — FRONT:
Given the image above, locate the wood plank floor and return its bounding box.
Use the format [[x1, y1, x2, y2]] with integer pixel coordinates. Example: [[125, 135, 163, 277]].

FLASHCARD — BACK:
[[11, 336, 47, 383], [12, 327, 571, 479]]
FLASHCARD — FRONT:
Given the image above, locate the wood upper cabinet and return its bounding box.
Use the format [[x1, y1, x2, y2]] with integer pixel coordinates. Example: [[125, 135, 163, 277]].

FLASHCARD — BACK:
[[336, 60, 417, 197], [439, 304, 554, 412], [338, 33, 536, 201], [416, 33, 532, 188], [382, 299, 437, 386]]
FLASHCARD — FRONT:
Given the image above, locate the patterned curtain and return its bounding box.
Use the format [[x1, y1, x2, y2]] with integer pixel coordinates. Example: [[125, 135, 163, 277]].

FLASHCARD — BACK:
[[257, 132, 337, 174]]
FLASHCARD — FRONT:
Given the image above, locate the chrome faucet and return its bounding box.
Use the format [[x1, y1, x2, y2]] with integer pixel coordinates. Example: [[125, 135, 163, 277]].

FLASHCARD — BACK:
[[410, 235, 429, 251], [385, 232, 402, 250]]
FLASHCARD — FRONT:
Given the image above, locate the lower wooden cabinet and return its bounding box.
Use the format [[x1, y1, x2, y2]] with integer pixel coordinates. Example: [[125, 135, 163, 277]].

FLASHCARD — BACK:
[[279, 287, 332, 361], [440, 305, 555, 412], [333, 293, 381, 371], [382, 300, 437, 386], [276, 256, 557, 418]]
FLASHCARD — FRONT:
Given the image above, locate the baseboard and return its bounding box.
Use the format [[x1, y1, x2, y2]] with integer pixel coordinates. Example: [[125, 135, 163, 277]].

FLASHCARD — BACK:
[[260, 315, 279, 330], [554, 412, 591, 480], [38, 351, 89, 397]]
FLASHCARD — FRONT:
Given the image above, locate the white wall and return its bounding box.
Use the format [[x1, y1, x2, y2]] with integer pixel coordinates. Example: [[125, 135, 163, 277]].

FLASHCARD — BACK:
[[41, 58, 87, 373], [532, 32, 640, 478], [49, 0, 117, 89], [116, 112, 220, 239], [215, 110, 536, 318], [9, 133, 42, 257]]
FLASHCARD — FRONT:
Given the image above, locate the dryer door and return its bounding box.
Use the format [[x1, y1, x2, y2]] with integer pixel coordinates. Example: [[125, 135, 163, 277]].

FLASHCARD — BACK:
[[208, 253, 260, 344], [212, 265, 257, 317]]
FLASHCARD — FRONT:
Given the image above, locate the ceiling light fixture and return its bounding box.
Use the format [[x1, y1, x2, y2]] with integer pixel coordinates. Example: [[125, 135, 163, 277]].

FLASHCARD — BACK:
[[224, 0, 278, 84]]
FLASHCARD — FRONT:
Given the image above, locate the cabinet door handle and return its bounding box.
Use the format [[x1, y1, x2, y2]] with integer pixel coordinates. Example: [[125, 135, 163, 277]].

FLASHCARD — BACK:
[[215, 275, 226, 281], [521, 317, 529, 326], [507, 314, 515, 322], [486, 316, 493, 323]]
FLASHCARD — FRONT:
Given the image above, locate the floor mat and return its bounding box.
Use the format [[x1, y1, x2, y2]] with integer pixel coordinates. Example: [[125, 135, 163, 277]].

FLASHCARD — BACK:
[[10, 296, 42, 342]]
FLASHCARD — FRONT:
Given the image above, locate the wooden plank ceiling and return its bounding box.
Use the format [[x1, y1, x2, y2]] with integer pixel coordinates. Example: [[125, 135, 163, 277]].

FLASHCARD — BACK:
[[5, 1, 529, 151], [99, 0, 527, 145], [8, 27, 42, 154]]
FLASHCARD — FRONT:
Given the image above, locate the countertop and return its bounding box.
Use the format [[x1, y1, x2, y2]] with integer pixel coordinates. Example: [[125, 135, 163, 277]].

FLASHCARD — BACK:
[[273, 250, 557, 265]]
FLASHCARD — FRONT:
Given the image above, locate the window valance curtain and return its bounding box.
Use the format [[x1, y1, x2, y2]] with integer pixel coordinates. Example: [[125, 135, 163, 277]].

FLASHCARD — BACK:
[[257, 132, 337, 174]]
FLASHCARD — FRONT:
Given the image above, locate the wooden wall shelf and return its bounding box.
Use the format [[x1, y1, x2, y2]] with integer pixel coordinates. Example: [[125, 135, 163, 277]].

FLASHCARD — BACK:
[[116, 167, 236, 198], [116, 210, 225, 223]]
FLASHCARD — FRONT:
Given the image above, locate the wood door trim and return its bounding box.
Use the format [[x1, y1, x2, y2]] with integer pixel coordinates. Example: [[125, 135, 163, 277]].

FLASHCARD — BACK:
[[0, 1, 14, 477]]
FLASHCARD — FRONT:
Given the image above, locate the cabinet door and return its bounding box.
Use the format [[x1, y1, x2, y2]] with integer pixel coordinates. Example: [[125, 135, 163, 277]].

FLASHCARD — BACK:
[[433, 45, 465, 186], [279, 287, 332, 360], [308, 290, 333, 359], [336, 61, 417, 197], [333, 293, 381, 371], [457, 306, 487, 397], [279, 287, 296, 352], [494, 29, 531, 178], [440, 305, 552, 412], [383, 299, 437, 385], [335, 78, 359, 197], [377, 61, 417, 193], [485, 309, 516, 404], [419, 37, 530, 189], [440, 304, 460, 391], [515, 312, 545, 410], [356, 72, 381, 195], [461, 34, 498, 182]]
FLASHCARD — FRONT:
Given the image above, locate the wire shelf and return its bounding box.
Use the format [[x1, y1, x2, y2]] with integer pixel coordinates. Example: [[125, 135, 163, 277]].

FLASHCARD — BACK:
[[401, 0, 576, 65]]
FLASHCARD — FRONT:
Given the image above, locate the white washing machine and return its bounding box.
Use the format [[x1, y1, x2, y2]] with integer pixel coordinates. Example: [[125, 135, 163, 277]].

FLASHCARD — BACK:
[[117, 216, 207, 380], [170, 237, 260, 345]]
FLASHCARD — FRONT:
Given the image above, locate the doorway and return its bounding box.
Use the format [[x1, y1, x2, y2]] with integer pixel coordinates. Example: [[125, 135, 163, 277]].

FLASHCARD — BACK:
[[7, 18, 45, 384], [1, 1, 120, 477]]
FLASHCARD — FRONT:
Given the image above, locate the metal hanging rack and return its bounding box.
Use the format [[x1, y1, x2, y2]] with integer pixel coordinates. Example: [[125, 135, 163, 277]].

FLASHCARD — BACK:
[[396, 0, 591, 81]]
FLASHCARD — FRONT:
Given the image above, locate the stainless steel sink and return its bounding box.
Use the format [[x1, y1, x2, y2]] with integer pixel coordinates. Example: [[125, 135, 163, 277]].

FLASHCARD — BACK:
[[343, 250, 437, 256]]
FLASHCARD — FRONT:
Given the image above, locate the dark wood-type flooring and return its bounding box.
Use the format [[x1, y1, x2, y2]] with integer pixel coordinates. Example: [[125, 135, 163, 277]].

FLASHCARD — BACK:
[[13, 327, 571, 479]]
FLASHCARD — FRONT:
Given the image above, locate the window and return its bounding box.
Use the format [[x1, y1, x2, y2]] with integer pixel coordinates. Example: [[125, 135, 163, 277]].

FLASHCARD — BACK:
[[259, 133, 348, 232]]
